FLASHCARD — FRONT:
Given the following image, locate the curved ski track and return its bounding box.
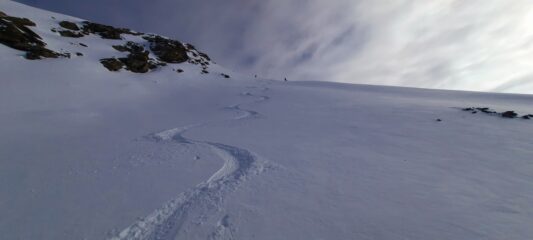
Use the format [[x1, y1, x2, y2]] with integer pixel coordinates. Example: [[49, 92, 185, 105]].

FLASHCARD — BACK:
[[110, 87, 271, 240]]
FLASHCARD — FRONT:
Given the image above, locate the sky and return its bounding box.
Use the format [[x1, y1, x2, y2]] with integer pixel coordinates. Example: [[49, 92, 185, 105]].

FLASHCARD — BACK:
[[15, 0, 533, 93]]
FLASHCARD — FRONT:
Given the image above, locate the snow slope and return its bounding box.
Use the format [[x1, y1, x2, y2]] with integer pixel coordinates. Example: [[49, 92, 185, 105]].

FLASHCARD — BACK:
[[2, 1, 533, 239]]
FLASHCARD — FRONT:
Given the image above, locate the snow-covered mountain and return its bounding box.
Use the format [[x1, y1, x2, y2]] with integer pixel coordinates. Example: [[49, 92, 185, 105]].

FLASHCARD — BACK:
[[2, 1, 533, 240]]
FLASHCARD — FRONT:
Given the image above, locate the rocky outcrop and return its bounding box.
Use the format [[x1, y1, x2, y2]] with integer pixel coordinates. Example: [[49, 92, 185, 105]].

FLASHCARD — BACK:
[[462, 107, 532, 120], [2, 11, 230, 77], [501, 111, 518, 119], [100, 58, 124, 71], [120, 51, 152, 73], [104, 41, 172, 73], [82, 21, 141, 40], [52, 20, 141, 40], [59, 20, 79, 31], [0, 11, 65, 59], [144, 35, 189, 63], [112, 41, 145, 53], [58, 30, 84, 38], [105, 41, 159, 73]]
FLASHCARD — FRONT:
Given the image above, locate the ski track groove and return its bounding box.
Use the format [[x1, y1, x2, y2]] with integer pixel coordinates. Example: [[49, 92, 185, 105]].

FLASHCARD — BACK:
[[109, 88, 271, 240]]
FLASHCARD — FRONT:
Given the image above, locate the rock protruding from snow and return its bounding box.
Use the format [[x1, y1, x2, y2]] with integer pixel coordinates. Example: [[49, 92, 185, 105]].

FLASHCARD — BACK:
[[462, 107, 532, 120], [0, 10, 65, 59], [143, 35, 189, 63], [81, 21, 141, 40]]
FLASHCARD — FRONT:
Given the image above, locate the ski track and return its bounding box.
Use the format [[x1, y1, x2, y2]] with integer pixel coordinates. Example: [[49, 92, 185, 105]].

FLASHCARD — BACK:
[[109, 88, 271, 240]]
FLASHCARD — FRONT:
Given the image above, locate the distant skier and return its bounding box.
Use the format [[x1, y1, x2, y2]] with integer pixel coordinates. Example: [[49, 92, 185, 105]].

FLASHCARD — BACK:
[[284, 77, 288, 82]]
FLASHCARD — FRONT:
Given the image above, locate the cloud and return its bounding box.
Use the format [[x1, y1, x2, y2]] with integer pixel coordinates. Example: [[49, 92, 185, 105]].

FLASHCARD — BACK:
[[17, 0, 533, 93]]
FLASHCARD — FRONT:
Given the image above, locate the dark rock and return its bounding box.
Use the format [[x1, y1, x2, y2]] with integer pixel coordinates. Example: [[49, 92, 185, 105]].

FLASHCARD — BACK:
[[144, 35, 188, 63], [119, 51, 157, 73], [58, 30, 84, 38], [79, 43, 88, 47], [476, 107, 496, 114], [0, 17, 43, 48], [148, 61, 159, 70], [0, 12, 63, 60], [82, 21, 133, 40], [25, 49, 59, 60], [436, 119, 442, 122], [76, 52, 83, 56], [185, 43, 197, 50], [176, 69, 184, 73], [501, 111, 518, 118], [59, 21, 79, 31], [112, 45, 129, 52], [221, 73, 230, 78], [121, 51, 150, 73], [3, 16, 36, 26], [461, 107, 531, 120], [521, 114, 533, 120], [201, 69, 209, 74], [100, 58, 124, 71], [198, 52, 211, 61], [112, 41, 145, 53], [109, 41, 159, 73]]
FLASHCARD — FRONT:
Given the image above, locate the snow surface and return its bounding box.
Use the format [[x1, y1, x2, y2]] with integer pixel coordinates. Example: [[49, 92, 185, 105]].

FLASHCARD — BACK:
[[2, 1, 533, 239]]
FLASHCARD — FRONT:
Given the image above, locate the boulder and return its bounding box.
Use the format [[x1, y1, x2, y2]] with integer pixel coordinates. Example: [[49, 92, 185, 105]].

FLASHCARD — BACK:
[[82, 21, 133, 40], [112, 41, 145, 53], [120, 51, 152, 73], [521, 114, 533, 120], [501, 111, 518, 118], [109, 42, 160, 73], [59, 30, 84, 38], [100, 58, 124, 71], [0, 13, 63, 60], [3, 16, 35, 26], [59, 21, 80, 31], [144, 35, 189, 63], [477, 107, 496, 114]]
